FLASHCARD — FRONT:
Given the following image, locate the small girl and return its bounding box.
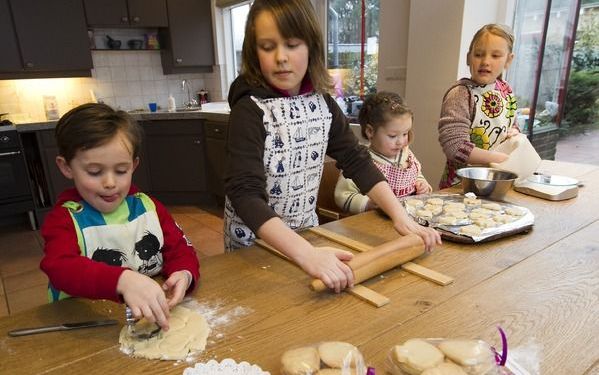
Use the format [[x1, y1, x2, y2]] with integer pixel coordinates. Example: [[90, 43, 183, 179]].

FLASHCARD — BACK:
[[335, 92, 432, 214], [438, 23, 520, 189], [40, 103, 200, 331], [224, 0, 440, 293]]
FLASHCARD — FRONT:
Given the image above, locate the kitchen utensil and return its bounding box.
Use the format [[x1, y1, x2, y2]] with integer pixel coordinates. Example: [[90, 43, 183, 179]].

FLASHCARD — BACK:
[[310, 233, 425, 292], [457, 167, 518, 200], [125, 305, 161, 340], [127, 39, 144, 49], [8, 319, 117, 337], [527, 173, 578, 186], [106, 35, 121, 49], [514, 177, 579, 201]]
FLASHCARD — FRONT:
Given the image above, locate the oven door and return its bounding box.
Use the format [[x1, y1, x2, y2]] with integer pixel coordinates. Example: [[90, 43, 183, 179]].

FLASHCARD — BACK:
[[0, 149, 31, 203]]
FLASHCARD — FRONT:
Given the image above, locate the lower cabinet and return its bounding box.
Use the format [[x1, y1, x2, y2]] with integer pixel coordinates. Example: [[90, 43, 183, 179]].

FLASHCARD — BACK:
[[141, 119, 208, 204], [203, 120, 228, 202]]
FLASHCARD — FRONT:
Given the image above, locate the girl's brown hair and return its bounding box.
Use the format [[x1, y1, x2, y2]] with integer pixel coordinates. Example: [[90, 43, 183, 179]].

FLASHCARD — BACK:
[[358, 91, 414, 143], [55, 103, 142, 163], [240, 0, 332, 93]]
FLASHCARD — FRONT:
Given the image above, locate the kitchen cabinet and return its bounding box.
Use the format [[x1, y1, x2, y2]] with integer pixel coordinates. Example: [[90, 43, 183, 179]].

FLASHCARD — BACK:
[[142, 119, 208, 203], [0, 0, 92, 79], [160, 0, 214, 74], [203, 121, 228, 201], [0, 0, 22, 73], [83, 0, 168, 27]]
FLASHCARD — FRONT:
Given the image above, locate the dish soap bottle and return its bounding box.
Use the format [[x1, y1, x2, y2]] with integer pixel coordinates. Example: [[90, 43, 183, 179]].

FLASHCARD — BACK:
[[167, 94, 176, 112]]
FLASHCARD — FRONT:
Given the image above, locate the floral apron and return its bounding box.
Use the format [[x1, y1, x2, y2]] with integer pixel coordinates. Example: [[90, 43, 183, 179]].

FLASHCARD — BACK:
[[440, 80, 517, 188]]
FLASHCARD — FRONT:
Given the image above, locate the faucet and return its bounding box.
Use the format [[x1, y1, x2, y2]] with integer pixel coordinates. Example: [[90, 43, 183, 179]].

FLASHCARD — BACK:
[[181, 79, 198, 108]]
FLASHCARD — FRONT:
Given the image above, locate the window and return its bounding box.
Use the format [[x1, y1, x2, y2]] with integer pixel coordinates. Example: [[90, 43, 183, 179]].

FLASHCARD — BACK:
[[509, 0, 580, 137], [221, 1, 252, 91], [327, 0, 380, 118]]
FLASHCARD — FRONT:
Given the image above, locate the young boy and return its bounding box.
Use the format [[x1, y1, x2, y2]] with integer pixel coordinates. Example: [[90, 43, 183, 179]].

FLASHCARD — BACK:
[[40, 103, 200, 331]]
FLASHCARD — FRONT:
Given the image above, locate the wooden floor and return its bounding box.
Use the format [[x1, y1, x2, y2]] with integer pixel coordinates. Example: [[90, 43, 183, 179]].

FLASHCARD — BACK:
[[0, 205, 224, 317]]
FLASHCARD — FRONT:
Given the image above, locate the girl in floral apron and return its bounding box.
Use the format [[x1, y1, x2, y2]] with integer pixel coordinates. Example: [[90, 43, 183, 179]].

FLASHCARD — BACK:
[[438, 24, 520, 189], [335, 92, 432, 214]]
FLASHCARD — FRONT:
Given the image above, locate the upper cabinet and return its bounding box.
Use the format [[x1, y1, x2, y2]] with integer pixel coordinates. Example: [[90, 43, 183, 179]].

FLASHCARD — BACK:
[[0, 0, 92, 79], [83, 0, 168, 28], [160, 0, 214, 74], [0, 0, 22, 73]]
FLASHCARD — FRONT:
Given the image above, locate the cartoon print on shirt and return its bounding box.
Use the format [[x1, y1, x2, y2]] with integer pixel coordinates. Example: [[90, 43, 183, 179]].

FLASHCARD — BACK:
[[270, 180, 283, 195], [291, 175, 304, 191], [289, 101, 301, 119], [92, 248, 127, 266], [307, 127, 320, 139], [273, 131, 284, 148], [234, 227, 246, 239], [293, 127, 306, 142], [134, 231, 162, 273], [293, 151, 303, 168], [276, 156, 286, 173]]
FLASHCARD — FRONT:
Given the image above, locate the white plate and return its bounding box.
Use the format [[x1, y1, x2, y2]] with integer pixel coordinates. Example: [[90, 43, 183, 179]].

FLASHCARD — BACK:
[[183, 359, 270, 375], [527, 174, 578, 186]]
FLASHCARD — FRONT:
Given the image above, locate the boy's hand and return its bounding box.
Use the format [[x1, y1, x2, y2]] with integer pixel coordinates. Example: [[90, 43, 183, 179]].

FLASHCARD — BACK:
[[415, 180, 433, 195], [297, 247, 354, 293], [162, 270, 193, 308], [117, 270, 170, 331]]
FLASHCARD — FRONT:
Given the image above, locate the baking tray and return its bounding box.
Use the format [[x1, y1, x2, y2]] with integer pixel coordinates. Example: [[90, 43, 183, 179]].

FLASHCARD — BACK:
[[400, 193, 534, 243]]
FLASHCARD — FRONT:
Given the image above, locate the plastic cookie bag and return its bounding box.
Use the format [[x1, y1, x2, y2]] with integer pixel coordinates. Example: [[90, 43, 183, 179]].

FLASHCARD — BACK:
[[280, 341, 367, 375]]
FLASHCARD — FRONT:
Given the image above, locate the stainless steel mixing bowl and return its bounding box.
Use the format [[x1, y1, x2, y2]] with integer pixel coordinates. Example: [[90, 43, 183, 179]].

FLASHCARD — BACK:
[[456, 167, 518, 200]]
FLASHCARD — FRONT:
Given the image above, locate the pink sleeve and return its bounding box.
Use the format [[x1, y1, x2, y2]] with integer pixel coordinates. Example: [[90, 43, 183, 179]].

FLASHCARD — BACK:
[[152, 197, 201, 292], [438, 85, 475, 164], [40, 206, 126, 302]]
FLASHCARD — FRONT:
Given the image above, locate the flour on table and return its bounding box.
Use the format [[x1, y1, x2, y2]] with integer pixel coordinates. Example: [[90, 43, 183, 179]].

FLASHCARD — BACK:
[[119, 305, 210, 360]]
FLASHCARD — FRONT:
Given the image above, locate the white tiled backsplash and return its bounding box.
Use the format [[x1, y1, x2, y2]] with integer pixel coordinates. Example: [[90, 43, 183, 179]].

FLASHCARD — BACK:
[[0, 50, 223, 124]]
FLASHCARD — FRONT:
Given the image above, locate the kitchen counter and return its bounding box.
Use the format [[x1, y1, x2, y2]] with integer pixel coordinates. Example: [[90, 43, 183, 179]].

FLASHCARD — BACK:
[[1, 159, 598, 374], [13, 108, 229, 132]]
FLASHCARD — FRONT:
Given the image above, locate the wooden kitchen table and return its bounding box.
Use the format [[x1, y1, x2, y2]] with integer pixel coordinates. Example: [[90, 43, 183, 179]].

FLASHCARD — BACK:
[[1, 160, 598, 375]]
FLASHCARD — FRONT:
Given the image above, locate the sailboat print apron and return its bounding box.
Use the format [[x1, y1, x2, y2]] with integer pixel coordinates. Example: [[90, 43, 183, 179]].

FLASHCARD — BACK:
[[224, 93, 330, 250]]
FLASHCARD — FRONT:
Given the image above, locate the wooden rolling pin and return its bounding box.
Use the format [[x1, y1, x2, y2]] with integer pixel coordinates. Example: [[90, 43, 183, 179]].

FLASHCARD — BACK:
[[310, 233, 425, 292]]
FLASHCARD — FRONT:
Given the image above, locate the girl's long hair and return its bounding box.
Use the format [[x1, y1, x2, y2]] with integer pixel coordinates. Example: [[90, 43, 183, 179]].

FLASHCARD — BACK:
[[240, 0, 332, 93]]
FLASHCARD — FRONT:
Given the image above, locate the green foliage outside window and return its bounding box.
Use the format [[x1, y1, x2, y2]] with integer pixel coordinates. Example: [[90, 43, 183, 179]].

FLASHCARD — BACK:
[[564, 8, 599, 130]]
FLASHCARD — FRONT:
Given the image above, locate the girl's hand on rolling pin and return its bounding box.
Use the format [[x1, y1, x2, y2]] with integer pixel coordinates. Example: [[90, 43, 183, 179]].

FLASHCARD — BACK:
[[296, 247, 354, 293], [394, 220, 441, 253]]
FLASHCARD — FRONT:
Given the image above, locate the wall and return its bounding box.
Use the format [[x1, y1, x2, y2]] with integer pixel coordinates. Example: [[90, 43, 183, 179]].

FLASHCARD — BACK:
[[0, 48, 223, 124], [376, 0, 410, 96]]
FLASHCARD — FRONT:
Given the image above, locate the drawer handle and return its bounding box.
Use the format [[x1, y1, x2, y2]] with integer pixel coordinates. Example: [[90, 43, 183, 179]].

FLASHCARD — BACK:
[[132, 16, 140, 23], [121, 16, 128, 23], [0, 151, 21, 157], [214, 128, 221, 133], [193, 140, 201, 145], [176, 58, 183, 64]]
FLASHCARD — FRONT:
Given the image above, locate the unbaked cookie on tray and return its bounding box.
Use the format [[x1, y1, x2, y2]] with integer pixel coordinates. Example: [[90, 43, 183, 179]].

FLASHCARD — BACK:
[[399, 193, 534, 243]]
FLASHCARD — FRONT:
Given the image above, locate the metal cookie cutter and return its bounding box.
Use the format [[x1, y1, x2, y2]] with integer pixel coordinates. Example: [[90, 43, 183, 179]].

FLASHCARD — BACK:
[[125, 305, 161, 340]]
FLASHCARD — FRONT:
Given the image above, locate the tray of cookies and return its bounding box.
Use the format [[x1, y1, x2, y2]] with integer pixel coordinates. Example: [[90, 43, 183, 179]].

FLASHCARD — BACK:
[[401, 193, 534, 243]]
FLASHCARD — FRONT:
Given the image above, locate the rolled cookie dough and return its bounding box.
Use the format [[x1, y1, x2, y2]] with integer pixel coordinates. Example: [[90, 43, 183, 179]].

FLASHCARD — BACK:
[[119, 305, 210, 360]]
